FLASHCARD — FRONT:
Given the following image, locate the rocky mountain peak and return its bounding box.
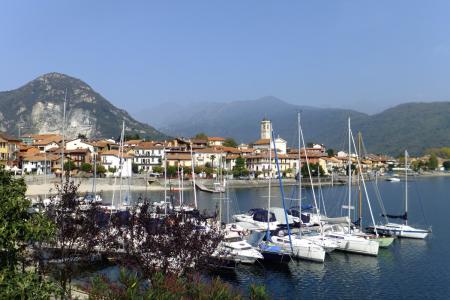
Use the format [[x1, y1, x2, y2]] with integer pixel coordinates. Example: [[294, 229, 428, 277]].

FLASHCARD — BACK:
[[0, 73, 168, 140]]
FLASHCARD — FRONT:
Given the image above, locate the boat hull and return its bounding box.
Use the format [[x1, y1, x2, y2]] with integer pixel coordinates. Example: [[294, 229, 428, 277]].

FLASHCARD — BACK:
[[368, 225, 429, 239]]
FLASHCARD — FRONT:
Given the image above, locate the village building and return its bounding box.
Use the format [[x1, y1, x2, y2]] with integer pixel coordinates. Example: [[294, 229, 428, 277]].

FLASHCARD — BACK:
[[133, 141, 165, 172], [65, 138, 95, 153], [207, 137, 225, 147], [0, 132, 21, 166], [99, 150, 133, 177], [166, 152, 193, 168]]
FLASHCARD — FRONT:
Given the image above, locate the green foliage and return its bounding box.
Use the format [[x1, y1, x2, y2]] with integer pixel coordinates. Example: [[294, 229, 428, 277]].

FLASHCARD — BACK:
[[108, 166, 117, 173], [152, 166, 163, 174], [132, 163, 139, 174], [426, 147, 450, 159], [0, 167, 57, 298], [64, 160, 77, 171], [81, 162, 92, 172], [223, 138, 238, 148], [428, 153, 438, 170], [0, 270, 60, 299], [301, 163, 325, 177], [0, 168, 54, 269], [232, 157, 249, 177], [250, 284, 269, 300], [166, 165, 178, 177], [125, 133, 141, 141], [443, 161, 450, 170], [78, 133, 87, 139], [326, 148, 335, 157], [96, 164, 107, 174], [88, 270, 268, 300], [194, 133, 208, 140]]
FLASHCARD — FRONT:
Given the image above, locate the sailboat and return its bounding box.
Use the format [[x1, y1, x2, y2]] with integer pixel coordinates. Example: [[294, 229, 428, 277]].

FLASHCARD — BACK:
[[257, 128, 292, 263], [265, 124, 326, 263], [367, 150, 430, 239], [323, 118, 379, 256]]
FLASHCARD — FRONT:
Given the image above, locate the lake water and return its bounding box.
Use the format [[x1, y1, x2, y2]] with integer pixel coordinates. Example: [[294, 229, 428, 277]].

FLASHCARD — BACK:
[[87, 176, 450, 299]]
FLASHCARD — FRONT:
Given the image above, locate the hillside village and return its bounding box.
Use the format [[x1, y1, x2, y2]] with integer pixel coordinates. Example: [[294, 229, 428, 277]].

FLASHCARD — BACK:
[[0, 119, 445, 179]]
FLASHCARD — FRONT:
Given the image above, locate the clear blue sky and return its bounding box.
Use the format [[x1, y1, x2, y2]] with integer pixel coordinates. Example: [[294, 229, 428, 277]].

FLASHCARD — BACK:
[[1, 0, 450, 115]]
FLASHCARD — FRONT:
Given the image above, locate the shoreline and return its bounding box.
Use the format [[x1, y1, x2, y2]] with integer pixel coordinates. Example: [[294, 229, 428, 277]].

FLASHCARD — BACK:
[[24, 172, 450, 196]]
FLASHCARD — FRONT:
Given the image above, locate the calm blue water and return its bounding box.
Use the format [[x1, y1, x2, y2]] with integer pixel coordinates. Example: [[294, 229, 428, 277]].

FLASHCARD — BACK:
[[88, 176, 450, 299]]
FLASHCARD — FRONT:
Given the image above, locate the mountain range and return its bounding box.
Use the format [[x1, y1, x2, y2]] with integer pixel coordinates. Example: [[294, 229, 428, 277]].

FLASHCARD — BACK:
[[0, 73, 168, 140], [135, 96, 450, 156], [1, 73, 448, 156]]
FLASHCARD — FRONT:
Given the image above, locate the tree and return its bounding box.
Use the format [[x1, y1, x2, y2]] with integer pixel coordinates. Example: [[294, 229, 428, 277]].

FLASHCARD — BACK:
[[64, 160, 76, 171], [44, 176, 104, 297], [326, 148, 335, 157], [443, 161, 450, 170], [0, 167, 58, 298], [232, 157, 249, 177], [108, 204, 224, 278], [132, 163, 139, 174], [428, 153, 438, 170], [108, 166, 117, 173], [124, 133, 141, 141], [152, 166, 163, 174], [301, 163, 325, 177], [77, 133, 87, 139], [81, 162, 92, 172], [194, 133, 208, 140], [223, 138, 237, 148], [166, 165, 178, 177], [96, 164, 107, 175]]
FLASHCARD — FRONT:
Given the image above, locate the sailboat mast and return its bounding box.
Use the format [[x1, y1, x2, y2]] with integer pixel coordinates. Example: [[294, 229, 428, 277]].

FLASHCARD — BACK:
[[118, 121, 125, 205], [348, 117, 352, 231], [190, 142, 198, 209], [358, 131, 362, 228], [405, 150, 408, 226], [297, 112, 302, 237], [60, 90, 67, 183], [267, 127, 272, 233], [163, 146, 167, 215]]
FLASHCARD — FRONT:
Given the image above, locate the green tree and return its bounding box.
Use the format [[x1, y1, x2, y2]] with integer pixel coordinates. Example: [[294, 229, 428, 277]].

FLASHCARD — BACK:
[[64, 160, 76, 171], [108, 166, 117, 173], [0, 167, 58, 298], [443, 161, 450, 170], [152, 166, 163, 174], [326, 148, 335, 157], [96, 164, 107, 175], [194, 133, 208, 140], [428, 153, 438, 170], [223, 138, 238, 148], [166, 165, 178, 177], [124, 133, 141, 141], [81, 162, 92, 172], [301, 163, 325, 177], [232, 157, 249, 177], [132, 163, 139, 174]]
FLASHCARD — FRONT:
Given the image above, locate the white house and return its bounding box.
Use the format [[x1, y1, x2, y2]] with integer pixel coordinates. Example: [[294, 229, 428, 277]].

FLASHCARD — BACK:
[[66, 138, 95, 153], [100, 150, 133, 177], [133, 142, 165, 172], [194, 148, 226, 168]]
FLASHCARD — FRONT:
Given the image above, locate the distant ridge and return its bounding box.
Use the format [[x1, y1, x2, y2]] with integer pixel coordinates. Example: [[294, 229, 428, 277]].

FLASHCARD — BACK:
[[137, 96, 450, 156], [0, 73, 169, 140]]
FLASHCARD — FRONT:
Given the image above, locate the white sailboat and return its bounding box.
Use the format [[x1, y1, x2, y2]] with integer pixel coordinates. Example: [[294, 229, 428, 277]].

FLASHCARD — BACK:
[[323, 118, 379, 256], [368, 150, 430, 239], [267, 121, 326, 262]]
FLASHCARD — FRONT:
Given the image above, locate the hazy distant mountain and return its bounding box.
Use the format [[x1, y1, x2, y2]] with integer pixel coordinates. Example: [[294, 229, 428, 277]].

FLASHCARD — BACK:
[[137, 96, 450, 155], [0, 73, 168, 140]]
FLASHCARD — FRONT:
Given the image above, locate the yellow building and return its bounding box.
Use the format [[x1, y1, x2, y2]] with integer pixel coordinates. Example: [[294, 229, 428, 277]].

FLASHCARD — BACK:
[[0, 132, 21, 166]]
